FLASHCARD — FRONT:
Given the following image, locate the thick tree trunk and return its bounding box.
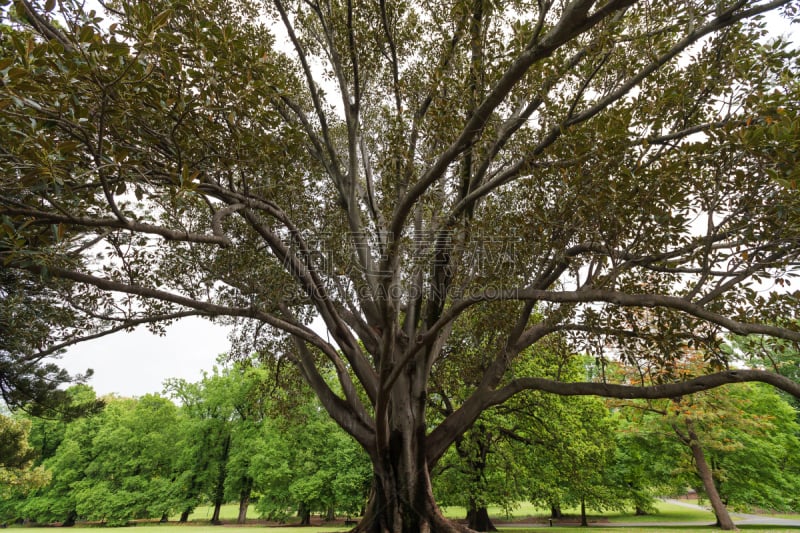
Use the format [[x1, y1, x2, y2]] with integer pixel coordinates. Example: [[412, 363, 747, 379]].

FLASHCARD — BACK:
[[686, 423, 736, 531], [179, 510, 191, 523], [237, 478, 252, 524], [298, 502, 311, 526], [211, 433, 231, 524], [580, 497, 588, 527], [62, 510, 77, 527], [325, 507, 336, 522], [352, 426, 472, 533], [466, 504, 497, 532], [550, 504, 563, 519]]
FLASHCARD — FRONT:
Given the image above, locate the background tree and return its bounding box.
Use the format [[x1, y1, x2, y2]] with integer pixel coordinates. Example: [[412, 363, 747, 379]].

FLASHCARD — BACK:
[[431, 336, 621, 531], [3, 1, 800, 531], [0, 385, 101, 523], [603, 413, 685, 516], [253, 389, 372, 524], [16, 390, 104, 526], [166, 356, 279, 523], [617, 361, 800, 530], [522, 392, 618, 527], [69, 395, 189, 525], [166, 369, 238, 524], [0, 414, 50, 504], [9, 392, 191, 526]]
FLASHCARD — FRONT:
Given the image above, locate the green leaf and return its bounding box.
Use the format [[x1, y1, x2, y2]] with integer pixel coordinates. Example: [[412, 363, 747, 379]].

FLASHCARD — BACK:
[[7, 67, 28, 80], [152, 9, 174, 30]]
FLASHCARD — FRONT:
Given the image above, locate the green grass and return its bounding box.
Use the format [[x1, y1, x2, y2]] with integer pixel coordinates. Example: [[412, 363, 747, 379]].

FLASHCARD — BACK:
[[12, 526, 800, 533], [602, 502, 716, 523], [12, 501, 799, 532], [9, 529, 350, 533], [440, 500, 715, 524], [498, 526, 800, 533], [169, 504, 240, 522]]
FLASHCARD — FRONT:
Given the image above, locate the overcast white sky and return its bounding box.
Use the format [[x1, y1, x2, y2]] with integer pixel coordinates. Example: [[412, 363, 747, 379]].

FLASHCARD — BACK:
[[60, 318, 231, 397]]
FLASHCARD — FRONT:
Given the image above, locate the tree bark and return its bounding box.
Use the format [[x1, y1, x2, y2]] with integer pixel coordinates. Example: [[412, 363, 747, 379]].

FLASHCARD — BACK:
[[580, 497, 588, 527], [237, 477, 252, 524], [466, 504, 497, 532], [550, 503, 563, 519], [62, 510, 77, 527], [211, 433, 231, 524], [685, 422, 737, 531], [352, 426, 472, 533], [298, 502, 311, 526], [179, 510, 191, 523]]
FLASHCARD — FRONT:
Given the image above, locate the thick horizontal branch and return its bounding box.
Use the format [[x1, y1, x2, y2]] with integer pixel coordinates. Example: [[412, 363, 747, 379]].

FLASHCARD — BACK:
[[27, 310, 207, 360], [439, 287, 800, 344], [491, 369, 800, 404], [428, 367, 800, 466], [21, 263, 338, 358], [1, 207, 234, 246]]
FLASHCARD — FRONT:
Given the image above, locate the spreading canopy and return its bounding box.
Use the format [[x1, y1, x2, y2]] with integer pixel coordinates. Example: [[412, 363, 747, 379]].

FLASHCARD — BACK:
[[2, 0, 800, 530]]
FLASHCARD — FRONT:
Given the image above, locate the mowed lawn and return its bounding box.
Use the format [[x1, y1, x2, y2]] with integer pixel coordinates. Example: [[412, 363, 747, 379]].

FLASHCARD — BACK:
[[9, 524, 800, 532], [439, 500, 717, 523], [9, 501, 800, 532], [170, 500, 717, 524]]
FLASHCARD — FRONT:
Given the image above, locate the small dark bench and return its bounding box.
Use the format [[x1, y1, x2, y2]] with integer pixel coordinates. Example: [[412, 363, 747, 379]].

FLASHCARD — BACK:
[[344, 518, 359, 526]]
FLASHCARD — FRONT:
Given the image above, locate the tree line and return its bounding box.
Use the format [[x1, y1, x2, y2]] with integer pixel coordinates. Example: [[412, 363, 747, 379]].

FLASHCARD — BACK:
[[2, 352, 799, 531], [3, 0, 800, 530]]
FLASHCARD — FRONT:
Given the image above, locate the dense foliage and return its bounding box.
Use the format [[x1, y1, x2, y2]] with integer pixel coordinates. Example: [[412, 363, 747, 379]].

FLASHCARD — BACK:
[[0, 361, 373, 526], [3, 0, 800, 530], [3, 364, 800, 529]]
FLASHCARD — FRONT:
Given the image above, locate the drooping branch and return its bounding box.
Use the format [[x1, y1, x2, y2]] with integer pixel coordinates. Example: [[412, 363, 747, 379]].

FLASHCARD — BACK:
[[0, 207, 237, 247], [491, 369, 800, 405], [24, 310, 208, 360], [427, 367, 800, 466], [21, 263, 340, 358]]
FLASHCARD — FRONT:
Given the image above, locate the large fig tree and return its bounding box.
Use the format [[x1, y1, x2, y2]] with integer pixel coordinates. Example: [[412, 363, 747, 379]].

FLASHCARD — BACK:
[[2, 0, 800, 530]]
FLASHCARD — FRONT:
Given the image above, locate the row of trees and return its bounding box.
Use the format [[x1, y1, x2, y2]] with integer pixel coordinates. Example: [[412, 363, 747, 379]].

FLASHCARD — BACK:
[[433, 350, 800, 530], [3, 353, 799, 530], [0, 358, 369, 526]]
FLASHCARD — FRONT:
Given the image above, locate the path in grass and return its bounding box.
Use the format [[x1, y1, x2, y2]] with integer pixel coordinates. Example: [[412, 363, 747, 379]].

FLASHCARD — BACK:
[[661, 499, 800, 528], [498, 500, 800, 530]]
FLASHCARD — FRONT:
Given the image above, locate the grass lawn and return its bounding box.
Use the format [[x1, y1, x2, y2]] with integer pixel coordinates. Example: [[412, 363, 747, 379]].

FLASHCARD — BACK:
[[498, 525, 800, 533], [440, 500, 716, 524], [8, 529, 350, 533], [9, 525, 800, 533], [10, 501, 797, 532], [169, 504, 240, 522]]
